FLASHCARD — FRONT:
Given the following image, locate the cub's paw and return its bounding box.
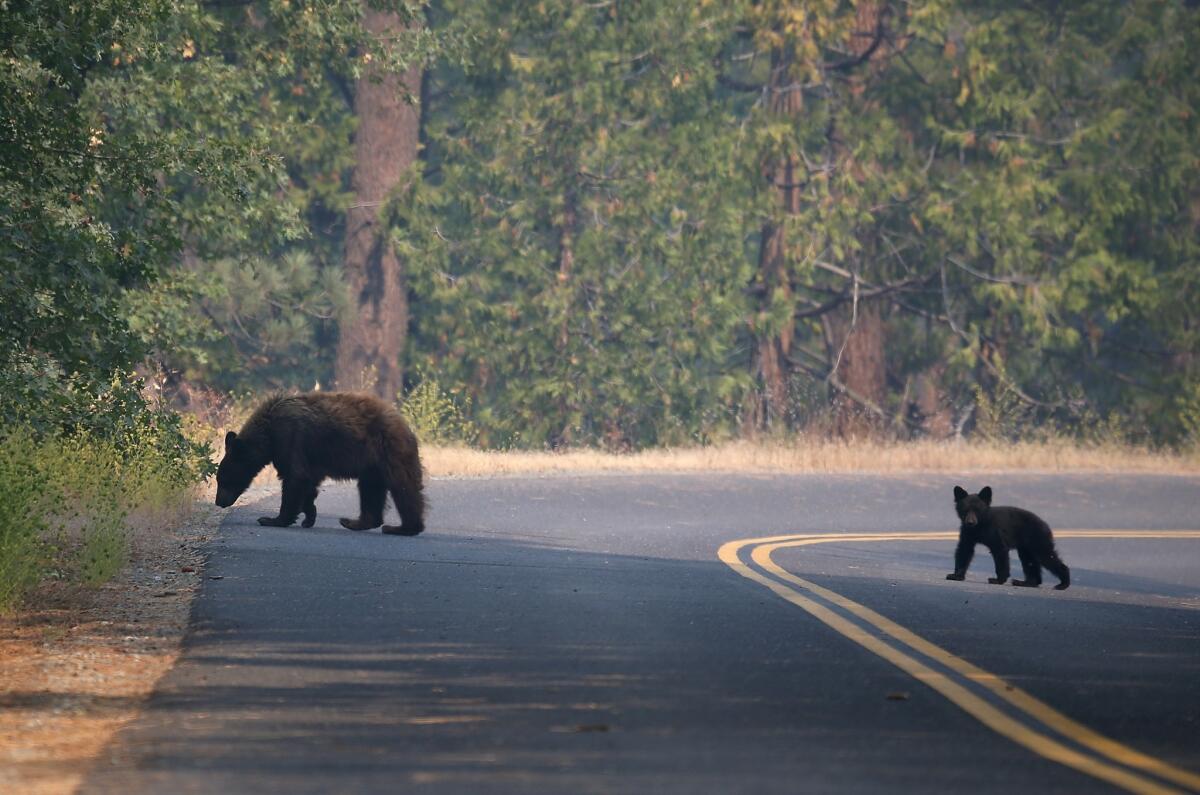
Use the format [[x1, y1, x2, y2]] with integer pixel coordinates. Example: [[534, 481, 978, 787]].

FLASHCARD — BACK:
[[301, 514, 316, 528], [945, 573, 965, 581], [1053, 582, 1070, 591], [987, 577, 1008, 585], [258, 516, 293, 527], [382, 524, 424, 537]]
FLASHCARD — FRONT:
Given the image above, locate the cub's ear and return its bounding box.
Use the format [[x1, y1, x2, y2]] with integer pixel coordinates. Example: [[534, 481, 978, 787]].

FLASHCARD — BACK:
[[953, 486, 968, 501], [979, 486, 993, 504], [224, 431, 239, 451]]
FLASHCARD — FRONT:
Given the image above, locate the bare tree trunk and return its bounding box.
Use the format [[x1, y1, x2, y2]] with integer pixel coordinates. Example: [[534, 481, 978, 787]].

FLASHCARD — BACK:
[[553, 183, 578, 446], [914, 365, 953, 438], [335, 7, 422, 400], [824, 300, 887, 436]]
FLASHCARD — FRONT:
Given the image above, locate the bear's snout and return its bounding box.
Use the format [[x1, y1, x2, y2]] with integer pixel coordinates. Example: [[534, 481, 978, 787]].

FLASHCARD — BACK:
[[963, 511, 978, 526], [215, 490, 236, 508]]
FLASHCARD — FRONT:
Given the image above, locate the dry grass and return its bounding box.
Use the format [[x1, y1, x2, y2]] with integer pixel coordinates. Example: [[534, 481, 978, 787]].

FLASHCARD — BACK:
[[421, 439, 1200, 479], [192, 394, 1197, 480]]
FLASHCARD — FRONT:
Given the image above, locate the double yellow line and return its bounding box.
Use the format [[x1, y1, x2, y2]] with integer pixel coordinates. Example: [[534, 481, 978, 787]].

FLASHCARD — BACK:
[[718, 530, 1200, 795]]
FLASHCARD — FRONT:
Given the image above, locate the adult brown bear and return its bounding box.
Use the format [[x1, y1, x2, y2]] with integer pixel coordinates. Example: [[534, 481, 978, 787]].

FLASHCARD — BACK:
[[214, 392, 425, 536]]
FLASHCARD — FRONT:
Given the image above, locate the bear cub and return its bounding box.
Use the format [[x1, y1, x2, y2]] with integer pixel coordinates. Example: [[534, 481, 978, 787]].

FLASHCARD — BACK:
[[946, 486, 1069, 590], [215, 392, 425, 536]]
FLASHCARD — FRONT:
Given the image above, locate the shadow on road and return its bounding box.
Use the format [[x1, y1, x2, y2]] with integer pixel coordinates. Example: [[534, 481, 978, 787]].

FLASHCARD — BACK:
[[82, 527, 1023, 794]]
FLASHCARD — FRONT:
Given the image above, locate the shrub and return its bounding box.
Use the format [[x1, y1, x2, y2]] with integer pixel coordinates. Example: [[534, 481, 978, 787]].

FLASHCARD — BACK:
[[0, 382, 211, 611], [400, 376, 479, 446]]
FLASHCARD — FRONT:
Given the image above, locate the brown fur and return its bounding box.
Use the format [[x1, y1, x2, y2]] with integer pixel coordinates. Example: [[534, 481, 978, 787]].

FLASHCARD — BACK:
[[215, 392, 425, 535]]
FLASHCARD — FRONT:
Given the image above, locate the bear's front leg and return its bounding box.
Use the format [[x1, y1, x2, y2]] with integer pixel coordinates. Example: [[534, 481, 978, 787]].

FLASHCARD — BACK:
[[946, 537, 973, 581], [987, 543, 1010, 584], [258, 477, 311, 527]]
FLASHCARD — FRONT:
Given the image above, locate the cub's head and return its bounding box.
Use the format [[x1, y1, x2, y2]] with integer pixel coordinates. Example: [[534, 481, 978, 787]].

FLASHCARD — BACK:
[[953, 485, 992, 528], [215, 431, 258, 508]]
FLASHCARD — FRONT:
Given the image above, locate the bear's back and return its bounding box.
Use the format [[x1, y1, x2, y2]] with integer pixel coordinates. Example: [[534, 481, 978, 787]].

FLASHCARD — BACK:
[[990, 505, 1052, 548], [296, 392, 393, 428]]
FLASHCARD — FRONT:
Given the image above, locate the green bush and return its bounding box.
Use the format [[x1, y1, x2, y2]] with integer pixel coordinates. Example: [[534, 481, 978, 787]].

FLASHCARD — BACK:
[[400, 376, 479, 446], [0, 401, 210, 611]]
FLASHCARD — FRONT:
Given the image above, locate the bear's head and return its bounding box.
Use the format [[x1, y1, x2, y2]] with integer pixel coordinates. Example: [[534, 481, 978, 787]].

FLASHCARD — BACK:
[[953, 485, 992, 528], [215, 431, 260, 508]]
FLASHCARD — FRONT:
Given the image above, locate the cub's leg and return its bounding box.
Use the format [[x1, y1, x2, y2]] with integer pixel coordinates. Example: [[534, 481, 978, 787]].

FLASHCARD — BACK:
[[946, 537, 974, 581], [259, 477, 313, 527], [1012, 546, 1042, 587], [340, 472, 386, 531], [1041, 549, 1071, 590], [986, 543, 1010, 585]]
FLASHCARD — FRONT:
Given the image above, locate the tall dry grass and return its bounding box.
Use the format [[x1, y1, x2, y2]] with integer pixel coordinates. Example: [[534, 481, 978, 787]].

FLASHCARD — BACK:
[[189, 387, 1199, 480], [420, 439, 1200, 479]]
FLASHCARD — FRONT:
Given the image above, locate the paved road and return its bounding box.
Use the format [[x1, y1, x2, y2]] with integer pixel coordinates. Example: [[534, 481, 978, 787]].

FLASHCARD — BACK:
[[85, 473, 1200, 793]]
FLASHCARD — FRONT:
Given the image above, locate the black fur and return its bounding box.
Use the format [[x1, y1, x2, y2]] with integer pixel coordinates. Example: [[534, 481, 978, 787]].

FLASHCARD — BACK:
[[945, 486, 1070, 590]]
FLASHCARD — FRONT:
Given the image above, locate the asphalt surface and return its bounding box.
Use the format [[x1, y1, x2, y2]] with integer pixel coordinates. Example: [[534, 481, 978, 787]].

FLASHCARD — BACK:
[[84, 473, 1200, 794]]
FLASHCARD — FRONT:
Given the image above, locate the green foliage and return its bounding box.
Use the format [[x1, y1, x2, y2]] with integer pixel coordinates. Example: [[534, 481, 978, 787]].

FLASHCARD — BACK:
[[0, 366, 209, 608], [399, 376, 478, 446], [5, 0, 1197, 453], [395, 0, 1197, 448], [128, 252, 348, 391], [971, 381, 1033, 444], [1179, 383, 1200, 451], [0, 430, 56, 610], [0, 420, 199, 612], [407, 0, 754, 448], [116, 0, 462, 391]]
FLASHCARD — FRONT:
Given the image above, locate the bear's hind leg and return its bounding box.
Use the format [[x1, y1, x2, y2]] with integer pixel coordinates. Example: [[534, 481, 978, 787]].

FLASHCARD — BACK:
[[301, 482, 320, 528], [1012, 546, 1042, 587], [986, 543, 1010, 584], [1042, 549, 1070, 590], [382, 477, 425, 537], [340, 474, 386, 531]]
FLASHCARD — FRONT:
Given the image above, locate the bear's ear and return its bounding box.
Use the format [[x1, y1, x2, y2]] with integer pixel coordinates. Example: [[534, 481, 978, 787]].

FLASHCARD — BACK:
[[979, 486, 993, 504], [953, 486, 968, 501], [224, 431, 239, 452]]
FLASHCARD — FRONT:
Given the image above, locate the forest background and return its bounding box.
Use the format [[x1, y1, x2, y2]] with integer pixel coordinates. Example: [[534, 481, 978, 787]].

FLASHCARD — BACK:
[[1, 1, 1198, 601]]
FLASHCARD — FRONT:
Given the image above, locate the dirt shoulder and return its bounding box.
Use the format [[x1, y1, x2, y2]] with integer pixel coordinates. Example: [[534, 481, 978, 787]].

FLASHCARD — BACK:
[[0, 501, 220, 795]]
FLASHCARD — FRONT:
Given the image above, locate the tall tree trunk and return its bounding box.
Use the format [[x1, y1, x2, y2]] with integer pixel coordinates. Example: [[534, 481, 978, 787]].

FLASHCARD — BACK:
[[745, 45, 802, 433], [552, 182, 578, 446], [335, 7, 422, 400], [824, 300, 888, 436]]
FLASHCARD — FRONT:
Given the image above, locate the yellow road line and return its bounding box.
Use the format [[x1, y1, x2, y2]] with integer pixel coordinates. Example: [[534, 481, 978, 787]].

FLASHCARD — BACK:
[[719, 530, 1200, 795]]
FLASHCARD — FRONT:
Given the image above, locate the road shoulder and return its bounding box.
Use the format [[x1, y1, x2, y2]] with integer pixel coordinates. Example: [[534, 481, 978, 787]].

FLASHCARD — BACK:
[[0, 501, 219, 795]]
